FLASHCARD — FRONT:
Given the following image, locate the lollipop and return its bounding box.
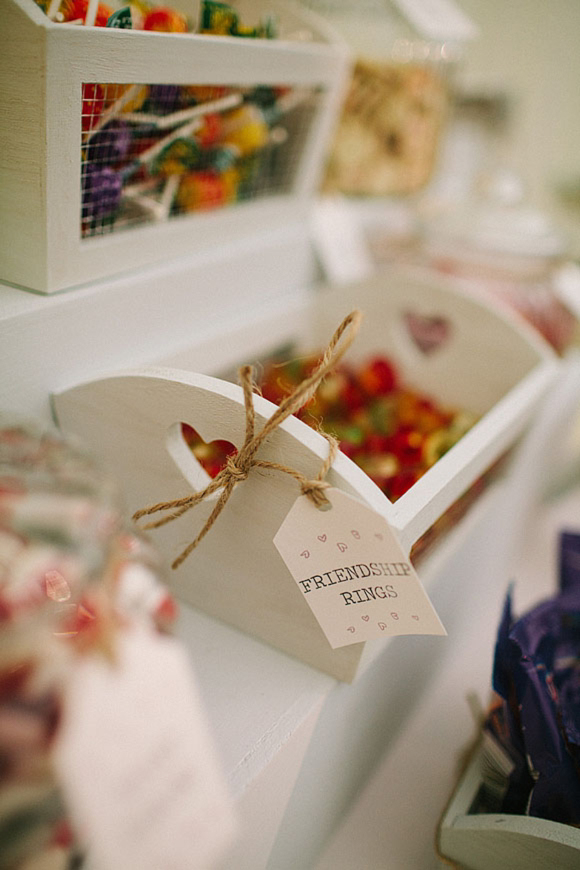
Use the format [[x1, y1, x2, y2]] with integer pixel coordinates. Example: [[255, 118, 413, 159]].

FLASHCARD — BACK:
[[147, 84, 183, 115], [87, 120, 131, 165], [61, 0, 113, 25], [81, 83, 105, 133], [81, 164, 123, 221]]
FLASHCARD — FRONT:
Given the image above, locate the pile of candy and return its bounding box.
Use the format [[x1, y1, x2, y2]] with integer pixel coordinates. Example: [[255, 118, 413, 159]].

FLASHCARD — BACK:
[[183, 352, 477, 506], [0, 419, 176, 869], [34, 1, 277, 37], [260, 352, 477, 502], [480, 531, 580, 826], [79, 81, 313, 236]]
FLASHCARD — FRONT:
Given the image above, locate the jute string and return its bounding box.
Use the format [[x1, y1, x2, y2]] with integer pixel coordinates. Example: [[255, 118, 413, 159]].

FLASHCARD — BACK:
[[133, 310, 362, 570]]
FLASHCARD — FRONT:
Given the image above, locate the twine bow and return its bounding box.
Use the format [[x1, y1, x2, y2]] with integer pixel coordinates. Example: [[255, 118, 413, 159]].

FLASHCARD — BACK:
[[133, 310, 362, 569]]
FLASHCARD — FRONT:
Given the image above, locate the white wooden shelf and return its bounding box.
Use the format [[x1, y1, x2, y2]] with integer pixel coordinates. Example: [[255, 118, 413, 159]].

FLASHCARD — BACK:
[[1, 250, 573, 867]]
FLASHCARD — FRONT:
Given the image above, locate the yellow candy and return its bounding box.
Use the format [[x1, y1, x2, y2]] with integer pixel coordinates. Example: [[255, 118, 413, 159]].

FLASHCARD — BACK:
[[220, 106, 270, 156]]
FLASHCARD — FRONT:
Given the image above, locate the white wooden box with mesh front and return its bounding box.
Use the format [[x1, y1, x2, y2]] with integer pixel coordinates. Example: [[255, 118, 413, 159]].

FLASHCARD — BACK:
[[1, 0, 349, 294]]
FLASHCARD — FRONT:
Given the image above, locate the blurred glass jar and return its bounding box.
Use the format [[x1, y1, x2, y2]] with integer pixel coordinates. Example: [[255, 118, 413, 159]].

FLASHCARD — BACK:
[[301, 0, 470, 196], [419, 172, 578, 353], [0, 417, 176, 869]]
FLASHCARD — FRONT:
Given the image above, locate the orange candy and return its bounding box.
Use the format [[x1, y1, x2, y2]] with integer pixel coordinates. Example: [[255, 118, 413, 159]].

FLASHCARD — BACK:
[[177, 169, 238, 212]]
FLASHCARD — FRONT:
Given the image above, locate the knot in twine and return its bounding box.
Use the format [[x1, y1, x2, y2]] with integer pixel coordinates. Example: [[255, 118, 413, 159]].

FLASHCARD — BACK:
[[224, 453, 250, 482], [133, 310, 362, 570]]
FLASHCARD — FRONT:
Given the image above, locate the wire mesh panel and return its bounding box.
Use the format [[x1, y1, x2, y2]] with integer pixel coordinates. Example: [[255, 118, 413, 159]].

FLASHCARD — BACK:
[[80, 82, 324, 238]]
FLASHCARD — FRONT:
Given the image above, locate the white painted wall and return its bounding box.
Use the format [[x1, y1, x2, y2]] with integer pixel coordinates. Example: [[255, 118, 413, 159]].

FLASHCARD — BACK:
[[456, 0, 580, 256]]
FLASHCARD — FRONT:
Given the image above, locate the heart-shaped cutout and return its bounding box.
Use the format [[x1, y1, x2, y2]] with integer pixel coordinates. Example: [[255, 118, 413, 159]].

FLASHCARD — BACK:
[[404, 311, 451, 355], [181, 423, 237, 479]]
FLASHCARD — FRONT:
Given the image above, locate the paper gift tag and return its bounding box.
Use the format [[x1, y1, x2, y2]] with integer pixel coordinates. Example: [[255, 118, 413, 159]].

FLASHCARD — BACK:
[[274, 488, 446, 648], [53, 627, 237, 870]]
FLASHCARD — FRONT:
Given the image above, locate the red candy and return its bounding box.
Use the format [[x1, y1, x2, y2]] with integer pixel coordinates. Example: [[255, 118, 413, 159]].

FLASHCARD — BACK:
[[357, 356, 397, 396], [142, 6, 188, 32], [181, 353, 476, 507], [197, 112, 223, 148], [81, 83, 105, 132], [258, 352, 476, 503], [62, 0, 113, 25]]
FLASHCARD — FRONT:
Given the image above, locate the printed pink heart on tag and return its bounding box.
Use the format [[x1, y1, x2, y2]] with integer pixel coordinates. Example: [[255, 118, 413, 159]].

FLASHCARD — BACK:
[[347, 626, 355, 633], [404, 311, 451, 355], [378, 622, 387, 631], [317, 534, 327, 542], [411, 614, 420, 621], [300, 550, 310, 559], [375, 533, 383, 541], [362, 615, 370, 622], [337, 542, 348, 553]]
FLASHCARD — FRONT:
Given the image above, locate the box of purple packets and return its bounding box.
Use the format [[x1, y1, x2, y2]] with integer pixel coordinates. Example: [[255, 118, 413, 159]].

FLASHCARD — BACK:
[[438, 530, 580, 870]]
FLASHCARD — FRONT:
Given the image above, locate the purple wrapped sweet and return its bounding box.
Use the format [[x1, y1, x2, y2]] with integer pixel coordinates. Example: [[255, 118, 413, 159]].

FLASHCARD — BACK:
[[147, 84, 182, 114], [81, 164, 123, 221], [487, 531, 580, 825], [87, 120, 131, 166]]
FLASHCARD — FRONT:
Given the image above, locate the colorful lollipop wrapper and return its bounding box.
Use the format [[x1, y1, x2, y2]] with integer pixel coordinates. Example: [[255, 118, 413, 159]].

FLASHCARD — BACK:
[[81, 163, 123, 220], [86, 119, 131, 166], [147, 84, 183, 115]]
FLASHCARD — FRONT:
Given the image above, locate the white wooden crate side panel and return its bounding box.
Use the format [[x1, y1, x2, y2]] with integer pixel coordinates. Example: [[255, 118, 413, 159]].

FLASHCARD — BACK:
[[160, 267, 554, 413], [309, 269, 552, 415], [308, 271, 559, 548], [392, 360, 560, 551], [0, 0, 48, 290], [53, 370, 393, 682], [0, 226, 316, 422], [51, 19, 349, 84], [155, 267, 559, 549]]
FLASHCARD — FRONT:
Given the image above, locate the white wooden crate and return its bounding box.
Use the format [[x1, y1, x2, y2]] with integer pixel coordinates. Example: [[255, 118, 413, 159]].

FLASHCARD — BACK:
[[438, 742, 580, 870], [0, 0, 349, 294], [52, 266, 560, 681]]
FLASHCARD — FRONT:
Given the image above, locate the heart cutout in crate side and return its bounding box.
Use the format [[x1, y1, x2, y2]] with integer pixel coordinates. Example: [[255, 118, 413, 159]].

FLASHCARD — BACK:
[[403, 311, 452, 355], [181, 423, 237, 480]]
